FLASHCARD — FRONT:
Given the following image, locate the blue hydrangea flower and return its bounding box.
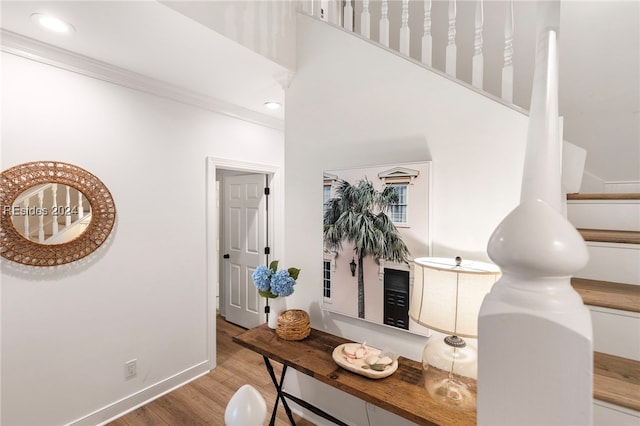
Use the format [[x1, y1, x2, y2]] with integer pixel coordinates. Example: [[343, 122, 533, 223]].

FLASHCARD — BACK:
[[252, 265, 272, 292], [270, 269, 296, 297]]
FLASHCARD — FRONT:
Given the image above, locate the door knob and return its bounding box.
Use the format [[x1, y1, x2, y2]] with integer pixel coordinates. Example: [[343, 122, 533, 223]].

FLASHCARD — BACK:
[[223, 254, 230, 259]]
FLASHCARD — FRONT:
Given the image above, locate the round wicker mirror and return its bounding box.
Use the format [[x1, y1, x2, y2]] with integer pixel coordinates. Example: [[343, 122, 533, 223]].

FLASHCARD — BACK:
[[1, 161, 116, 266]]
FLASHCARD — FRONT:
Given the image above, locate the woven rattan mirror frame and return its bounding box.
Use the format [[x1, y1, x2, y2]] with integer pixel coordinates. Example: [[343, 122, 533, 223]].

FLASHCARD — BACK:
[[0, 161, 116, 266]]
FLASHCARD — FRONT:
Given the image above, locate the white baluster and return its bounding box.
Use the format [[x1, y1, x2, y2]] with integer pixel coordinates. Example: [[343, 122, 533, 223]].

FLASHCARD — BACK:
[[472, 0, 484, 89], [421, 0, 432, 66], [65, 185, 71, 227], [399, 0, 410, 55], [51, 183, 58, 235], [361, 0, 371, 39], [344, 0, 353, 31], [501, 0, 514, 102], [37, 191, 44, 243], [327, 0, 338, 25], [380, 0, 389, 47], [22, 199, 30, 239], [445, 0, 457, 76], [78, 191, 84, 218]]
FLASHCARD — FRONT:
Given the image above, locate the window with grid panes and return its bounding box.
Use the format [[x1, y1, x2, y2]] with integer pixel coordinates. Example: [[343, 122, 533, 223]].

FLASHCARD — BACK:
[[388, 183, 408, 223], [323, 260, 331, 298]]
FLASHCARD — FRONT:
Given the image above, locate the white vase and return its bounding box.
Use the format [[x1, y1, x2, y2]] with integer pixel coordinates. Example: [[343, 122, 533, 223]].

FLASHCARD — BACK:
[[267, 297, 286, 329]]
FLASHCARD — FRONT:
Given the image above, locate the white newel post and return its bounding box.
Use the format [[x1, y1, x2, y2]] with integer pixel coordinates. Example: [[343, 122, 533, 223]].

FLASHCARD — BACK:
[[478, 3, 593, 425]]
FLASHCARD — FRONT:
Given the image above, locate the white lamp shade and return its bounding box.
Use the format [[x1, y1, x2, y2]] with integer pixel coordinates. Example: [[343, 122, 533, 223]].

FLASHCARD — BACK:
[[224, 384, 267, 426], [410, 257, 500, 337]]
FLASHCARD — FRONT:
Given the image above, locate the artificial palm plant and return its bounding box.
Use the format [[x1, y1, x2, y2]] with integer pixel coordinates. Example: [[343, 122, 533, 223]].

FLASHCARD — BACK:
[[323, 179, 410, 319]]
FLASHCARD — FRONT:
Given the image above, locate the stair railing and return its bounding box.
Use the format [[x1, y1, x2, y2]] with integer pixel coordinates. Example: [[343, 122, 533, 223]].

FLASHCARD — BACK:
[[300, 0, 521, 106], [12, 183, 91, 244]]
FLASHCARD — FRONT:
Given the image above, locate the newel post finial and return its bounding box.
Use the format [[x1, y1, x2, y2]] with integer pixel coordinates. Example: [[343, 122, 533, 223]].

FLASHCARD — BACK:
[[478, 2, 592, 425]]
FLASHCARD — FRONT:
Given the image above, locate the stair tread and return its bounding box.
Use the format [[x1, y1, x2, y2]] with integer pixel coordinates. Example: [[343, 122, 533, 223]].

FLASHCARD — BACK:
[[568, 193, 640, 200], [594, 351, 640, 412], [572, 278, 640, 313], [577, 228, 640, 244]]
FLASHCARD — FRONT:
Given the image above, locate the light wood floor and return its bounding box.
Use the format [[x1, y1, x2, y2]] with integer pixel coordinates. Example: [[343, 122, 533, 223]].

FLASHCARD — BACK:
[[108, 315, 315, 426]]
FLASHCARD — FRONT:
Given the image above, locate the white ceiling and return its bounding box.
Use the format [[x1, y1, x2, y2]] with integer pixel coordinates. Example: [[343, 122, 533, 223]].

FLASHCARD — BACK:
[[1, 1, 638, 184], [0, 0, 287, 123]]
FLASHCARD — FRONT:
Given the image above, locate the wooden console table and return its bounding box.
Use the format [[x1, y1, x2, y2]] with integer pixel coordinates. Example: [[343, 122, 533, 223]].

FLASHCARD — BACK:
[[233, 323, 476, 426]]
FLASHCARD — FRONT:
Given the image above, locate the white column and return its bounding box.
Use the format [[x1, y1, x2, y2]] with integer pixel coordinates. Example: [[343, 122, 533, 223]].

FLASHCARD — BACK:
[[445, 0, 457, 76], [421, 0, 432, 66], [478, 3, 593, 425]]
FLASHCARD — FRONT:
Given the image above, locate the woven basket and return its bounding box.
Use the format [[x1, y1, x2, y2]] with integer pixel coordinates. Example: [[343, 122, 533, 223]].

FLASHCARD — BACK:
[[276, 309, 311, 341]]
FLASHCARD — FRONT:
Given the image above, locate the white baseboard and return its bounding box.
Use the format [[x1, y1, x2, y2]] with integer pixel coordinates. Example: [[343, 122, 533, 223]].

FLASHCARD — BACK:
[[67, 361, 211, 426]]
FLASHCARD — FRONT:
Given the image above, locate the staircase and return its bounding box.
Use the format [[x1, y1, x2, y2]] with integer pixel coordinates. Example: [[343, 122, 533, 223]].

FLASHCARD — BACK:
[[567, 193, 640, 424]]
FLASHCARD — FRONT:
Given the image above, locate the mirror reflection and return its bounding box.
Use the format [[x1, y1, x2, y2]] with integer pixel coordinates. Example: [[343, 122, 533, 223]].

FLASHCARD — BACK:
[[8, 183, 92, 244]]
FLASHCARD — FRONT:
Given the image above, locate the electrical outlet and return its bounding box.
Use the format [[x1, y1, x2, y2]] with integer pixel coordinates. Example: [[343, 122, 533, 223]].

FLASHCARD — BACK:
[[125, 359, 137, 379]]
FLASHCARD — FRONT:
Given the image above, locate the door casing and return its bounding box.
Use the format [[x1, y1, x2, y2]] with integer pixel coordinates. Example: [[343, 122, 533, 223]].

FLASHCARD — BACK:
[[205, 157, 281, 370]]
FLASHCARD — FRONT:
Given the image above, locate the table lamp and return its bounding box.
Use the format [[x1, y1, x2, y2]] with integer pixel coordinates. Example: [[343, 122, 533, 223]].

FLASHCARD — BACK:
[[410, 256, 500, 409]]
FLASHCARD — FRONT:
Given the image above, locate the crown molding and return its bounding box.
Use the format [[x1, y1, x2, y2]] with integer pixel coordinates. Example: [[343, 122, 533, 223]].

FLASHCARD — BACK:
[[0, 29, 284, 131]]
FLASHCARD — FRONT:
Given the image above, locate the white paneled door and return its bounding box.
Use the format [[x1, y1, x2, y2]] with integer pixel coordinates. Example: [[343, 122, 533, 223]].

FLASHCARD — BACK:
[[223, 173, 267, 329]]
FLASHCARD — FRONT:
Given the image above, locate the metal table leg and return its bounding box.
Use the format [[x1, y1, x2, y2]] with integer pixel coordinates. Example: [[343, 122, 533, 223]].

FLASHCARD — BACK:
[[262, 355, 349, 426], [263, 356, 296, 426]]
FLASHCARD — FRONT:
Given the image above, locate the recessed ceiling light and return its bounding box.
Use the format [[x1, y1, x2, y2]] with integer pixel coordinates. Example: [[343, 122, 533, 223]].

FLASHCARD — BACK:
[[264, 102, 281, 110], [31, 13, 75, 33]]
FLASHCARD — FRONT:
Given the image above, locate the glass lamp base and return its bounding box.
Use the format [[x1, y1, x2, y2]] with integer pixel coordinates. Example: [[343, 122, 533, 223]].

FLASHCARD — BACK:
[[422, 335, 477, 410], [424, 374, 475, 410]]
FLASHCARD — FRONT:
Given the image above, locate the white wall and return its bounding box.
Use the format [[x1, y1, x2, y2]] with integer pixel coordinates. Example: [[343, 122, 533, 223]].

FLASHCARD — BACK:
[[281, 14, 529, 425], [0, 52, 284, 425]]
